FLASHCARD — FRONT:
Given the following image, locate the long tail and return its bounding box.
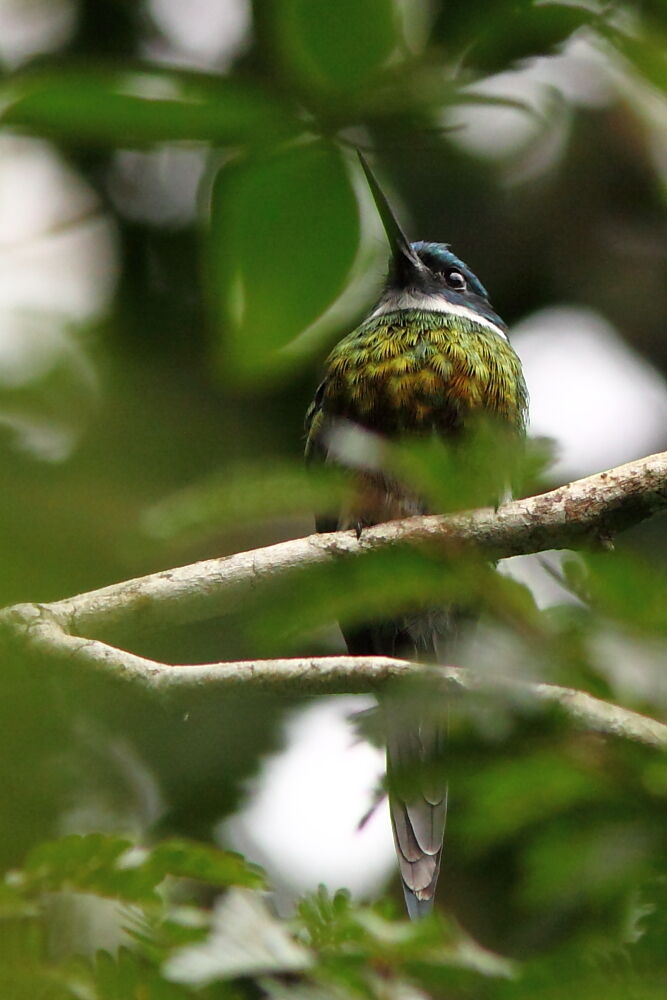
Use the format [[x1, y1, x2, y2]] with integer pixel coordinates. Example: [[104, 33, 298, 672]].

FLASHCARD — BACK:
[[345, 619, 449, 919], [385, 704, 448, 918]]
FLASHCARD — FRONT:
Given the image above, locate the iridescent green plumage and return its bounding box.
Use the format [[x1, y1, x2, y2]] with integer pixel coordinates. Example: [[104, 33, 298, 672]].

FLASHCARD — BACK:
[[306, 309, 527, 450]]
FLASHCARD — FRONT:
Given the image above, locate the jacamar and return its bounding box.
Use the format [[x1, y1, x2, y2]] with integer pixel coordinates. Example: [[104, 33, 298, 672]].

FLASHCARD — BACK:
[[305, 154, 528, 918]]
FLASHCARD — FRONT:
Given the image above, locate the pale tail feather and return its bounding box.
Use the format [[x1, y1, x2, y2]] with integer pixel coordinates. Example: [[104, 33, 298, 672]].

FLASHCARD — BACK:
[[345, 615, 451, 919], [385, 700, 448, 918]]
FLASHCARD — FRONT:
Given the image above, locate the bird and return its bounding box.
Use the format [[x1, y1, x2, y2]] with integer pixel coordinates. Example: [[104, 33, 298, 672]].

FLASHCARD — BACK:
[[304, 153, 528, 918]]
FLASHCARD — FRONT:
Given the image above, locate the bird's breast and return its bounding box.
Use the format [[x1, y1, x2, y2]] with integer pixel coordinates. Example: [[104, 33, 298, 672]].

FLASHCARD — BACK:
[[320, 312, 527, 435]]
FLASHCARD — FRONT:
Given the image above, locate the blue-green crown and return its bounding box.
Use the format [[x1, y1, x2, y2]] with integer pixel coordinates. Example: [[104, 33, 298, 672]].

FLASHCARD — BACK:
[[382, 239, 505, 331], [410, 241, 490, 300]]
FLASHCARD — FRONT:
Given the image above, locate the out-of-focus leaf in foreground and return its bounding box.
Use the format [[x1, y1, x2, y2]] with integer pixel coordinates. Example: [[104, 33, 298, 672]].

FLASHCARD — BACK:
[[243, 544, 539, 654], [93, 949, 196, 1000], [572, 551, 667, 637], [4, 833, 667, 999], [433, 0, 597, 74], [457, 748, 608, 852], [387, 422, 553, 515], [144, 423, 554, 547], [296, 886, 514, 996], [144, 461, 350, 543], [600, 21, 667, 96], [164, 889, 312, 985], [12, 834, 264, 904], [0, 68, 299, 146], [210, 141, 359, 382], [272, 0, 400, 97]]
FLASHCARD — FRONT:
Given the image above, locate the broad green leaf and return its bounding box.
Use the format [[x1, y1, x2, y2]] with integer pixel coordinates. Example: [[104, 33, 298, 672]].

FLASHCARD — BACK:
[[432, 0, 596, 74], [387, 423, 540, 515], [240, 543, 539, 653], [600, 22, 667, 95], [0, 880, 35, 919], [210, 141, 359, 381], [577, 552, 667, 636], [457, 749, 606, 849], [144, 461, 350, 542], [273, 0, 399, 95], [0, 67, 298, 146], [520, 818, 657, 909]]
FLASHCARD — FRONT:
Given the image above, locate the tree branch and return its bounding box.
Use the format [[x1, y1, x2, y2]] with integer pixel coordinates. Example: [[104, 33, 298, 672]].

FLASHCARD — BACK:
[[8, 606, 667, 747], [1, 450, 667, 749], [4, 450, 666, 643]]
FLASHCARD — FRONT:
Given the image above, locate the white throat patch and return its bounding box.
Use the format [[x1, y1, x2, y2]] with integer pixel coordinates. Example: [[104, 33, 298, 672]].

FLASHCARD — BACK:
[[370, 291, 508, 341]]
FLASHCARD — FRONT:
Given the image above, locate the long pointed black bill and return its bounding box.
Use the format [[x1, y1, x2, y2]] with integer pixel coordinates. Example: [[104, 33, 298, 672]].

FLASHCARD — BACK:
[[357, 151, 421, 273]]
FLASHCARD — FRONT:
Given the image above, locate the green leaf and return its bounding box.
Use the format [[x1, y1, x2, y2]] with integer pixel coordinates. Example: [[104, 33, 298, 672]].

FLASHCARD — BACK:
[[14, 834, 264, 904], [273, 0, 399, 95], [296, 886, 514, 989], [240, 543, 538, 654], [143, 461, 350, 542], [17, 834, 159, 903], [146, 839, 265, 891], [297, 886, 361, 951], [0, 67, 299, 146], [94, 947, 193, 1000], [458, 749, 607, 850], [257, 546, 485, 649], [433, 0, 597, 74], [0, 880, 35, 920], [520, 819, 657, 909], [210, 141, 359, 381], [601, 24, 667, 95], [580, 552, 667, 637], [387, 421, 540, 515]]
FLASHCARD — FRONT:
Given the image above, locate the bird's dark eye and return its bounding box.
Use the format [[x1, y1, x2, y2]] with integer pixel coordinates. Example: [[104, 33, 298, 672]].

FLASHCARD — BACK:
[[445, 269, 466, 290]]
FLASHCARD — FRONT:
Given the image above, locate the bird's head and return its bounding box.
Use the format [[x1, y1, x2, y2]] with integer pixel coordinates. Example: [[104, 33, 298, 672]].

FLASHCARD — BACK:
[[358, 152, 506, 334]]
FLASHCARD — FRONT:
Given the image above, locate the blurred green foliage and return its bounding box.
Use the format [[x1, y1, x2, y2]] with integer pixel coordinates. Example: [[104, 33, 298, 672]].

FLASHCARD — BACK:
[[210, 141, 359, 380], [3, 833, 667, 998], [0, 0, 666, 996], [272, 0, 400, 96], [1, 67, 299, 145]]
